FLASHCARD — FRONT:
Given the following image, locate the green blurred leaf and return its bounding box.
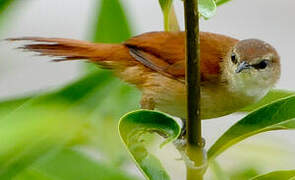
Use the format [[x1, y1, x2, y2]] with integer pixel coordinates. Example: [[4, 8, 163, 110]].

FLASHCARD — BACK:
[[0, 105, 90, 179], [159, 0, 175, 31], [200, 0, 216, 19], [215, 0, 232, 6], [119, 110, 181, 180], [1, 0, 139, 170], [241, 89, 295, 112], [0, 0, 139, 178], [14, 148, 137, 180], [92, 0, 131, 43], [85, 0, 140, 164], [0, 0, 14, 14], [0, 69, 141, 163], [250, 170, 295, 180], [159, 0, 216, 30], [208, 95, 295, 160], [0, 0, 25, 35]]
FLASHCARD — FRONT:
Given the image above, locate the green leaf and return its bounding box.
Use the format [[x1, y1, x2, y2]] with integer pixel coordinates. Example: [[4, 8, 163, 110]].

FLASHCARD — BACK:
[[0, 69, 140, 162], [0, 0, 25, 35], [199, 0, 216, 19], [159, 0, 217, 30], [0, 0, 138, 178], [92, 0, 131, 43], [85, 0, 140, 164], [0, 0, 13, 14], [241, 89, 295, 112], [215, 0, 232, 6], [119, 110, 181, 180], [0, 0, 138, 169], [208, 95, 295, 160], [250, 170, 295, 180], [0, 105, 91, 179], [14, 148, 137, 180], [158, 0, 174, 31]]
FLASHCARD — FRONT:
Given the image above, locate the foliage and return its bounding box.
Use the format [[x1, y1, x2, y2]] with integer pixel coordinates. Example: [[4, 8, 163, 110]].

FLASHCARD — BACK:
[[0, 0, 294, 180], [208, 95, 295, 160], [119, 110, 181, 180], [0, 0, 140, 179], [251, 170, 295, 180]]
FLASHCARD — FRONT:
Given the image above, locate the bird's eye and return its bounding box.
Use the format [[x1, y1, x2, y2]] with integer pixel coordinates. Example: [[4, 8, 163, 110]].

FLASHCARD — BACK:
[[231, 53, 237, 64], [253, 60, 268, 69]]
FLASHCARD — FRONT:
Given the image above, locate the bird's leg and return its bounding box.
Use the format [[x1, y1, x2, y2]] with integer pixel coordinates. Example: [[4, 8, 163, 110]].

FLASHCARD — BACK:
[[180, 118, 186, 138]]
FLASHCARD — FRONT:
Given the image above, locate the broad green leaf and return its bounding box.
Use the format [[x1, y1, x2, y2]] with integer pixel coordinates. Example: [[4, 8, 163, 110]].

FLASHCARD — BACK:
[[0, 105, 91, 179], [119, 110, 181, 180], [241, 89, 295, 112], [0, 70, 140, 163], [0, 70, 115, 112], [250, 170, 295, 180], [199, 0, 216, 19], [208, 95, 295, 160], [14, 148, 137, 180], [0, 0, 138, 170], [0, 0, 138, 178]]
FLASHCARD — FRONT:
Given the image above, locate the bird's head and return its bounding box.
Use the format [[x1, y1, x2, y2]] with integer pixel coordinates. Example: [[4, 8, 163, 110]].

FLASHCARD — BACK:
[[224, 39, 281, 98]]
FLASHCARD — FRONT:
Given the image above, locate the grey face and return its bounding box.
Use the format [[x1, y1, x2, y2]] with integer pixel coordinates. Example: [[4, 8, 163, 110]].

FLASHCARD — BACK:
[[231, 39, 280, 72], [229, 39, 281, 90]]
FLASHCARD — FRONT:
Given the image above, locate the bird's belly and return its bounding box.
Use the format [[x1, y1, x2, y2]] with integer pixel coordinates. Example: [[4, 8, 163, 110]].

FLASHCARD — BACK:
[[154, 83, 258, 120]]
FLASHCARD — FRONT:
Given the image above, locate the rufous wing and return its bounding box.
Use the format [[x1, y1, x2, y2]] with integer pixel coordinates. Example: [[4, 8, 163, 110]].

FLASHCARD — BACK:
[[125, 31, 239, 82]]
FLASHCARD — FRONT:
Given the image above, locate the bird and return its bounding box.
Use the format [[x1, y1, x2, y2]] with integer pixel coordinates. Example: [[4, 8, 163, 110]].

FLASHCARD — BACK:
[[7, 31, 281, 120]]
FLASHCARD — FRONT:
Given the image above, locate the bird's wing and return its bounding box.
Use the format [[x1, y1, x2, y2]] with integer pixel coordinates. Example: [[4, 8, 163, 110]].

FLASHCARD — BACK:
[[125, 31, 239, 83]]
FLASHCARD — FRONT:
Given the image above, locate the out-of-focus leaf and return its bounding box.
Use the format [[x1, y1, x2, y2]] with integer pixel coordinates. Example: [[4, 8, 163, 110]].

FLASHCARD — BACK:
[[241, 89, 295, 112], [0, 0, 15, 13], [159, 0, 179, 31], [0, 96, 31, 116], [216, 0, 232, 6], [14, 148, 138, 180], [1, 0, 139, 168], [199, 0, 216, 19], [85, 0, 140, 164], [0, 70, 140, 163], [0, 0, 25, 35], [250, 170, 295, 180], [0, 70, 115, 112], [92, 0, 131, 43], [230, 167, 260, 180], [159, 0, 217, 30], [208, 95, 295, 160], [167, 6, 180, 32], [0, 105, 90, 179], [210, 160, 230, 180], [119, 110, 181, 180]]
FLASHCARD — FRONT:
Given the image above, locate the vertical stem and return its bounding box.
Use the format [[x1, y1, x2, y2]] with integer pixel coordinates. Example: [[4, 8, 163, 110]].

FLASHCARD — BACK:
[[184, 0, 206, 179]]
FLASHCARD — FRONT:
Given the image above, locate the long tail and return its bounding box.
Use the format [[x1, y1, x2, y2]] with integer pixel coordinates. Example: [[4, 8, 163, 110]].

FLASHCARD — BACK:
[[6, 37, 134, 65]]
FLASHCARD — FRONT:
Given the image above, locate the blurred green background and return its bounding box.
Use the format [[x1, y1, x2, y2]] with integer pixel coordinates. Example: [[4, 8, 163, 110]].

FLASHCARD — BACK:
[[0, 0, 295, 180]]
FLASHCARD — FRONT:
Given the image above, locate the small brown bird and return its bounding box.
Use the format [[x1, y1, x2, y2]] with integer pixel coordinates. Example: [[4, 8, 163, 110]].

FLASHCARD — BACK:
[[7, 31, 281, 119]]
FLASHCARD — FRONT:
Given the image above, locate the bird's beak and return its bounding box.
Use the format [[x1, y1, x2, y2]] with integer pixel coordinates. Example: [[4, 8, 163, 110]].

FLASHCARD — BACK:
[[235, 61, 251, 73]]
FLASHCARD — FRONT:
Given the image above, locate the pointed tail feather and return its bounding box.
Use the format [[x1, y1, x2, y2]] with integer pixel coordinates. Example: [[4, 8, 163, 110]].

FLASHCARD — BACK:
[[6, 37, 134, 64]]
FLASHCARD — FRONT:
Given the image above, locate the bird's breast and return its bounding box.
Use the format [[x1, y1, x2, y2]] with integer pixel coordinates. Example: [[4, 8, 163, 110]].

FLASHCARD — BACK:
[[144, 74, 261, 120]]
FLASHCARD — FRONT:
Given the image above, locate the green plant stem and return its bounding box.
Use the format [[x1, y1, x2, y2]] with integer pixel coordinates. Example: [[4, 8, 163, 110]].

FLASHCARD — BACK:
[[184, 0, 206, 179]]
